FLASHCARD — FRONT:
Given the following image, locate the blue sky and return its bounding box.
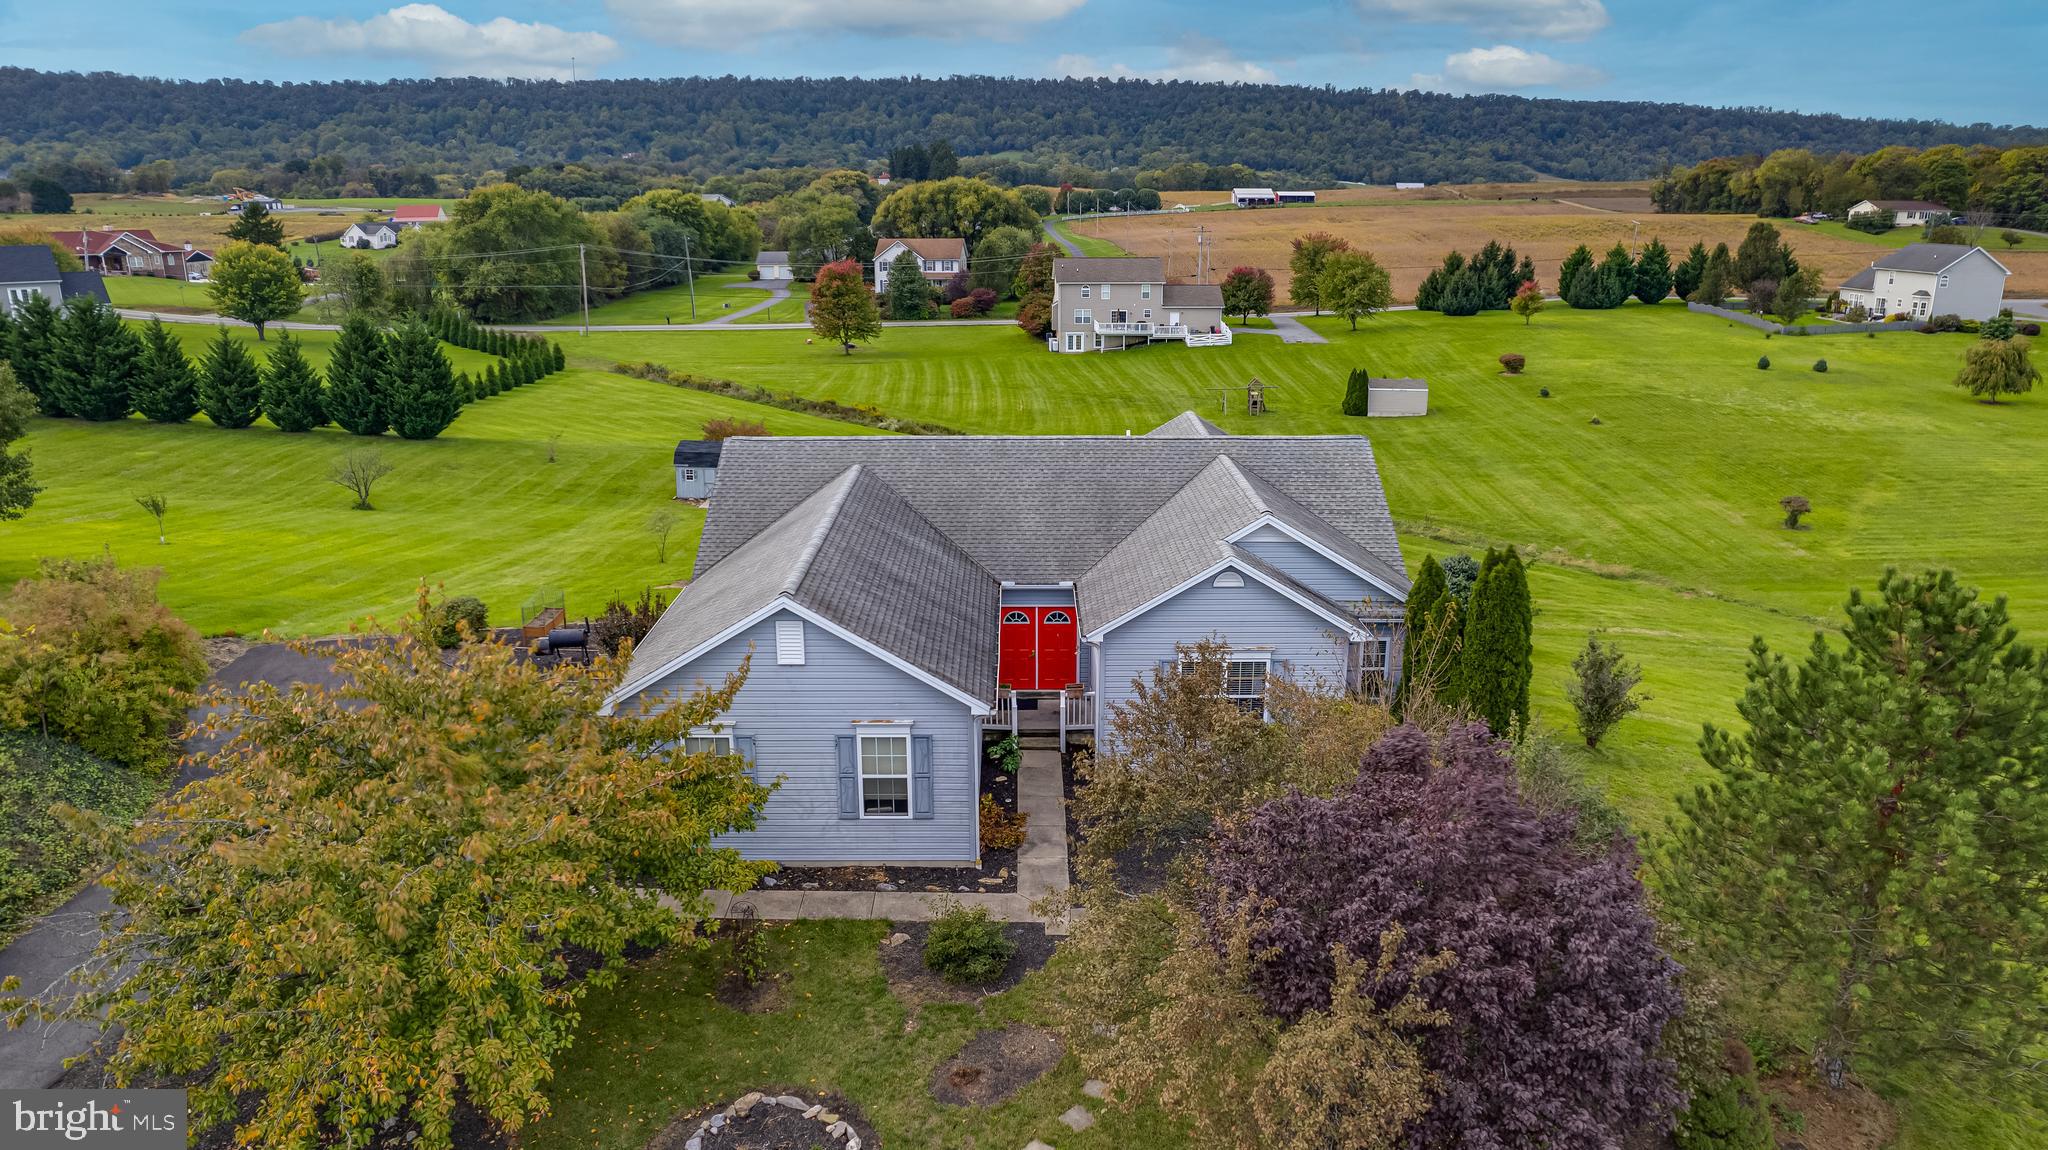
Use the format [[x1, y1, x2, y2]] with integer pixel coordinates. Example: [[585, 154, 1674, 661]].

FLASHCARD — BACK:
[[3, 0, 2040, 126]]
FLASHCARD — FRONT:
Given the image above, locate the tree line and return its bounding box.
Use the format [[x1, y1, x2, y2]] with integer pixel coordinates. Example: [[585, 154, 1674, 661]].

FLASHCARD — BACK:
[[5, 69, 2042, 187], [1653, 144, 2048, 229]]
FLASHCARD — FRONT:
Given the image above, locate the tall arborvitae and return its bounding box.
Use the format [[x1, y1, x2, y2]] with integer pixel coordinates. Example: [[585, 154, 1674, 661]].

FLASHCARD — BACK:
[[132, 319, 200, 424], [1341, 367, 1371, 416], [1438, 264, 1486, 316], [1633, 238, 1673, 304], [325, 311, 388, 436], [382, 319, 461, 440], [1396, 554, 1453, 714], [1460, 547, 1533, 734], [1673, 241, 1708, 301], [197, 327, 263, 429], [1556, 245, 1593, 303], [9, 292, 65, 416], [260, 330, 327, 432], [51, 297, 141, 421], [551, 342, 566, 372]]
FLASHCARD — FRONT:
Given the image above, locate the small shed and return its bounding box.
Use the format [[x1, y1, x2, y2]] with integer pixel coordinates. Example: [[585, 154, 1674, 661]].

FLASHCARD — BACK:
[[675, 440, 724, 499], [1366, 378, 1428, 417], [1231, 187, 1278, 207]]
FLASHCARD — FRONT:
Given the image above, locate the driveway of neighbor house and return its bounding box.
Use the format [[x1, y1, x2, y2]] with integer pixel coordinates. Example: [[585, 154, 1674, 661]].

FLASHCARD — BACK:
[[0, 645, 347, 1090]]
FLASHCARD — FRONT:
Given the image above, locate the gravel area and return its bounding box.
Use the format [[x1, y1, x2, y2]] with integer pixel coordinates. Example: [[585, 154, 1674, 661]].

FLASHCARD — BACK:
[[646, 1091, 878, 1150]]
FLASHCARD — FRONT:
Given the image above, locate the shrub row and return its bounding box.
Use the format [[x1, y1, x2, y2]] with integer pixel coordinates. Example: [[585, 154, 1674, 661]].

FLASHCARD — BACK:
[[611, 362, 962, 435]]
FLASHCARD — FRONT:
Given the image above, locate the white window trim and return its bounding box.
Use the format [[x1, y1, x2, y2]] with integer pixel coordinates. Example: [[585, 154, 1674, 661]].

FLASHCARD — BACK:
[[855, 721, 914, 819], [1223, 654, 1272, 717], [1079, 285, 1090, 298], [683, 726, 733, 755], [1073, 308, 1093, 324], [682, 467, 697, 482], [1102, 283, 1112, 299], [776, 617, 806, 665], [1141, 283, 1152, 299]]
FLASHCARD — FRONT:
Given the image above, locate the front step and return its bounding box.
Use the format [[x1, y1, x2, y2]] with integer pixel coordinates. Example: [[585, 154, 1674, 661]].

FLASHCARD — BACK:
[[1018, 736, 1062, 751]]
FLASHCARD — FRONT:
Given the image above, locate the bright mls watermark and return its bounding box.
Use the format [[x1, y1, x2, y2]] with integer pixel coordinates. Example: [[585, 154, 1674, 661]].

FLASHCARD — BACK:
[[3, 1090, 186, 1149]]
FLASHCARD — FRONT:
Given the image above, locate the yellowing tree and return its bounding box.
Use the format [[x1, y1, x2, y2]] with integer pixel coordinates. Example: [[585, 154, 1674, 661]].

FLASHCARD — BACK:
[[205, 240, 304, 339]]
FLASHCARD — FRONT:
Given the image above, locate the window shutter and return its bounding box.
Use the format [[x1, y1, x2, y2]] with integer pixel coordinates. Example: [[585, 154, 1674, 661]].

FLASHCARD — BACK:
[[1157, 659, 1174, 679], [911, 735, 935, 820], [776, 619, 806, 665], [835, 735, 858, 819], [734, 735, 758, 783]]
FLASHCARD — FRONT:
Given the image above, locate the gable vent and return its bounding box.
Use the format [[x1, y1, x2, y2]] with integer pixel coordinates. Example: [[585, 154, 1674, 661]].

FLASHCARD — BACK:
[[1213, 570, 1245, 589], [776, 618, 806, 665]]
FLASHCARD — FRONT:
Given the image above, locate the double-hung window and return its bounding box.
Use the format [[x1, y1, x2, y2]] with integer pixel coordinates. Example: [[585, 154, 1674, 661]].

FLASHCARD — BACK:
[[1074, 308, 1093, 325], [1102, 284, 1112, 300], [859, 727, 912, 817], [684, 729, 732, 755], [1223, 658, 1270, 715], [1080, 285, 1091, 299], [1140, 283, 1152, 299]]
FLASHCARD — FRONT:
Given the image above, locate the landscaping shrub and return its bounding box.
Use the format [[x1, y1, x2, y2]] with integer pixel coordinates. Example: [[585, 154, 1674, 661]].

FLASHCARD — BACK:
[[1341, 367, 1370, 416], [979, 793, 1028, 851], [0, 556, 208, 769], [968, 287, 998, 314], [431, 596, 489, 647], [924, 900, 1016, 984], [1672, 1073, 1776, 1150], [1923, 313, 1964, 333], [0, 732, 158, 934], [1756, 356, 1770, 370], [1813, 359, 1828, 373], [949, 296, 977, 318], [1498, 353, 1525, 374], [1538, 386, 1551, 398], [702, 417, 768, 440], [589, 588, 667, 657], [611, 362, 962, 435]]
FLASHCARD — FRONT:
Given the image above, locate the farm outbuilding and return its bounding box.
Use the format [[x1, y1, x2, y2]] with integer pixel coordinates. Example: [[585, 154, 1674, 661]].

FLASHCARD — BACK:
[[1367, 378, 1428, 417], [675, 440, 724, 499], [1276, 190, 1317, 204], [1231, 188, 1278, 207]]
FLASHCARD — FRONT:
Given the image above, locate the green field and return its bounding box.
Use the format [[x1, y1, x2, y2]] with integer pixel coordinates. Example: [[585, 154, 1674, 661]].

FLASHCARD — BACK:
[[1044, 218, 1128, 257], [543, 274, 803, 326], [104, 275, 214, 312], [1805, 218, 2048, 252]]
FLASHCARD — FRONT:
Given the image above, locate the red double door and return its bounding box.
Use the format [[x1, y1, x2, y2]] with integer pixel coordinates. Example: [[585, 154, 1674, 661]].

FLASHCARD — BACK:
[[999, 606, 1079, 691]]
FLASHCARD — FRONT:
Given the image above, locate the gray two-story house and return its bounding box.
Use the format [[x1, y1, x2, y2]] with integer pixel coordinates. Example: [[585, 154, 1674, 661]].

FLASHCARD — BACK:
[[1049, 257, 1227, 353], [606, 415, 1409, 866], [1, 245, 109, 317]]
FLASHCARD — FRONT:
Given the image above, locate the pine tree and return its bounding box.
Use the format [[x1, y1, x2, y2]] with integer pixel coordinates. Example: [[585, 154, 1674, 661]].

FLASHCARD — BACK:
[[325, 312, 388, 436], [1597, 243, 1636, 308], [9, 291, 65, 416], [1633, 238, 1673, 305], [1672, 241, 1708, 302], [1658, 569, 2048, 1087], [1459, 547, 1532, 734], [1341, 367, 1370, 416], [884, 249, 935, 320], [551, 342, 566, 372], [198, 328, 263, 429], [260, 330, 327, 432], [381, 319, 461, 440], [51, 297, 140, 421], [1556, 245, 1593, 302], [132, 319, 200, 424], [1396, 555, 1456, 713], [1437, 265, 1485, 316], [1691, 243, 1735, 307]]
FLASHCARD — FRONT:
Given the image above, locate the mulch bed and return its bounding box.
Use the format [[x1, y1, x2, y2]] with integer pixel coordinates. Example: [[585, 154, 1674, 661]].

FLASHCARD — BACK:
[[928, 1025, 1064, 1108], [768, 742, 1019, 894], [646, 1090, 878, 1150], [1062, 750, 1186, 894], [877, 919, 1056, 1007]]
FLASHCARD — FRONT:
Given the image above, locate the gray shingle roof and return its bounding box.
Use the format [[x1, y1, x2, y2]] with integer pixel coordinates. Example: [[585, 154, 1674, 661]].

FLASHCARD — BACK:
[[0, 244, 60, 284], [1840, 266, 1877, 291], [1864, 200, 1946, 211], [674, 440, 724, 467], [1053, 257, 1163, 283], [620, 465, 998, 704], [1143, 411, 1229, 438], [757, 251, 790, 264], [59, 271, 109, 305], [1162, 283, 1223, 308], [1870, 243, 1999, 274]]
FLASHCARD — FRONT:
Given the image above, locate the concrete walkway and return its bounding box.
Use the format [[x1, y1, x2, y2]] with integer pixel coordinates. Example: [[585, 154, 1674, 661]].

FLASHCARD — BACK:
[[708, 741, 1072, 934], [1234, 313, 1328, 344]]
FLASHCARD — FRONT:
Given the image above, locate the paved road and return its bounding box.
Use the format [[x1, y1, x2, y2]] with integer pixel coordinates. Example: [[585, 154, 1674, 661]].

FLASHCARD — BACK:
[[703, 283, 791, 325], [0, 645, 346, 1089], [1041, 218, 1081, 257], [2008, 298, 2048, 321]]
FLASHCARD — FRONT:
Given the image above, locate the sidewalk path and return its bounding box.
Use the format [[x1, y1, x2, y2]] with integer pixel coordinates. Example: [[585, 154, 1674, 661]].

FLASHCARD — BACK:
[[1041, 218, 1081, 257], [1234, 314, 1329, 344], [702, 283, 790, 325]]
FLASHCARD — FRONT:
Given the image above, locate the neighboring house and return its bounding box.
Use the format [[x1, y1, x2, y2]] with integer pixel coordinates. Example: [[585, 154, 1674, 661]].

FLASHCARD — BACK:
[[756, 251, 794, 280], [675, 439, 724, 499], [1049, 256, 1228, 353], [46, 229, 210, 280], [872, 237, 967, 293], [1847, 199, 1949, 228], [228, 194, 284, 212], [1836, 243, 2011, 321], [605, 418, 1408, 866], [391, 205, 447, 228], [700, 193, 736, 208], [1276, 190, 1317, 204], [340, 221, 400, 250], [1394, 182, 1426, 190], [0, 245, 107, 315], [1232, 187, 1278, 207]]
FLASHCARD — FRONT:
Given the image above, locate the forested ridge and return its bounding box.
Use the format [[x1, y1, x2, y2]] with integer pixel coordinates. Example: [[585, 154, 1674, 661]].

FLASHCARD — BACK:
[[3, 68, 2043, 184]]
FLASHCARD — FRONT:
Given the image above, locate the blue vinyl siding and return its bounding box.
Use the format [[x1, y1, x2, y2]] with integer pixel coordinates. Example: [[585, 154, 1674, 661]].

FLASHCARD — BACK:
[[1236, 523, 1393, 606], [1093, 573, 1354, 742], [619, 609, 981, 865]]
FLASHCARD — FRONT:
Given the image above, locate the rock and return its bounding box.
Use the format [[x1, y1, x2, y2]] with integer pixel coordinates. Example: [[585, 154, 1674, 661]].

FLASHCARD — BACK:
[[847, 1138, 862, 1150], [761, 875, 778, 887], [803, 1105, 824, 1119], [775, 1095, 807, 1110], [1081, 1079, 1110, 1100], [803, 882, 820, 890], [685, 1139, 702, 1150], [708, 1113, 726, 1132], [1058, 1105, 1096, 1133], [925, 884, 946, 892], [994, 774, 1009, 783], [381, 1118, 397, 1131], [996, 867, 1009, 879], [876, 882, 897, 892], [826, 1120, 849, 1138], [883, 932, 910, 947], [821, 1113, 842, 1125], [1024, 1141, 1057, 1150], [978, 876, 1003, 885], [404, 1134, 416, 1145]]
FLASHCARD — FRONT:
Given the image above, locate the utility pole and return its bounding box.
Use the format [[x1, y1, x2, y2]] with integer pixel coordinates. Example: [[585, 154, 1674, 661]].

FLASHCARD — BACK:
[[682, 231, 697, 320], [1194, 225, 1209, 283], [578, 243, 590, 336]]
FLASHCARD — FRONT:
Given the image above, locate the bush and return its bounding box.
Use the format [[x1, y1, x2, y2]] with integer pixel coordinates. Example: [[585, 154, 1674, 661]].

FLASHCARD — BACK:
[[431, 596, 489, 647], [1673, 1073, 1775, 1150], [1341, 367, 1370, 416], [746, 267, 761, 281], [1924, 313, 1964, 333], [923, 900, 1016, 984], [2022, 323, 2044, 337], [1843, 304, 1869, 322], [968, 287, 998, 315], [1845, 212, 1893, 235], [1498, 353, 1525, 374], [1538, 386, 1550, 397], [949, 296, 977, 318], [0, 732, 159, 934], [979, 793, 1028, 851], [702, 417, 768, 440], [1813, 359, 1828, 373], [1756, 356, 1770, 370], [589, 588, 667, 657]]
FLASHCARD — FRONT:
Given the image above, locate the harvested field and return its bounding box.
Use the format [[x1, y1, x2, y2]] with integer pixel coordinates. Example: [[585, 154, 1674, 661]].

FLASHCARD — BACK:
[[1077, 199, 2048, 300], [5, 193, 361, 251]]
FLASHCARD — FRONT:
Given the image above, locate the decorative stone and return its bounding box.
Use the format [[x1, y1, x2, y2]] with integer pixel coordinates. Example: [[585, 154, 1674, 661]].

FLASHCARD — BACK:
[[684, 1138, 702, 1150], [803, 882, 820, 890], [876, 882, 897, 892], [846, 1137, 862, 1150], [996, 867, 1010, 879], [775, 1095, 807, 1110], [761, 875, 778, 887], [978, 876, 1003, 885], [994, 774, 1009, 782], [803, 1105, 824, 1119], [820, 1112, 841, 1125], [1058, 1105, 1096, 1133], [708, 1113, 726, 1132], [826, 1120, 849, 1138], [1024, 1141, 1057, 1150], [883, 932, 910, 947], [1081, 1079, 1110, 1100], [404, 1133, 417, 1144]]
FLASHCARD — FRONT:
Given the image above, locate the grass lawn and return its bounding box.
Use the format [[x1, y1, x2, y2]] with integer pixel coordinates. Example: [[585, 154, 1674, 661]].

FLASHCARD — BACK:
[[1804, 219, 2048, 252], [528, 921, 1178, 1150], [1044, 218, 1128, 257], [544, 275, 795, 327], [104, 275, 215, 313]]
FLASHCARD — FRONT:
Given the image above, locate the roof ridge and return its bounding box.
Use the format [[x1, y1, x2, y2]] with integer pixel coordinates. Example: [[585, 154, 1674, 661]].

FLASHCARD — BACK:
[[782, 464, 864, 599]]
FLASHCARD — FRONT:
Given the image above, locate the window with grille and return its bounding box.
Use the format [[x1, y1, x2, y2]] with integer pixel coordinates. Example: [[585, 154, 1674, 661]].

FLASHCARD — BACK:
[[1223, 659, 1268, 714], [860, 733, 910, 816]]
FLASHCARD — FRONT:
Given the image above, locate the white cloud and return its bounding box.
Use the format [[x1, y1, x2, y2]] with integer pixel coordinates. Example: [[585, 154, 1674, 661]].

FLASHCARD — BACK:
[[609, 0, 1086, 44], [1439, 44, 1604, 89], [1052, 40, 1279, 84], [1357, 0, 1607, 40], [242, 4, 619, 80]]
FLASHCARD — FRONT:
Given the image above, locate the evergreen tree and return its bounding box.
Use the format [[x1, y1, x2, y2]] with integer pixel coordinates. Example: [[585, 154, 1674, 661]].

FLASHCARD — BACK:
[[1556, 245, 1593, 302], [883, 249, 934, 320], [1513, 254, 1536, 293], [381, 319, 461, 440], [1415, 251, 1464, 312], [1471, 240, 1520, 309], [1396, 555, 1456, 712], [1691, 243, 1735, 306], [51, 296, 140, 421], [1733, 220, 1797, 290], [1658, 569, 2048, 1087], [1437, 264, 1485, 316], [259, 330, 327, 432], [9, 291, 65, 416], [1672, 241, 1708, 301], [1597, 242, 1636, 308], [1341, 367, 1370, 416], [224, 200, 286, 247], [1460, 547, 1533, 733], [0, 362, 39, 521], [132, 319, 200, 424], [325, 312, 388, 436], [197, 328, 263, 429], [551, 342, 566, 372], [1633, 237, 1673, 305]]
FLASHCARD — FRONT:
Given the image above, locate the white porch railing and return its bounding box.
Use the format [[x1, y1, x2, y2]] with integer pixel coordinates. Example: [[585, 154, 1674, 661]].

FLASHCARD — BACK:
[[1093, 320, 1153, 335], [1059, 689, 1096, 742], [1152, 324, 1189, 338], [1185, 322, 1233, 347], [983, 689, 1019, 734]]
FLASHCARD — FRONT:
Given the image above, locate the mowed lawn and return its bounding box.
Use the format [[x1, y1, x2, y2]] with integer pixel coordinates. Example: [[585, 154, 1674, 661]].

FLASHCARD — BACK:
[[1, 327, 883, 635], [105, 275, 215, 312], [1803, 218, 2048, 252], [543, 275, 803, 326]]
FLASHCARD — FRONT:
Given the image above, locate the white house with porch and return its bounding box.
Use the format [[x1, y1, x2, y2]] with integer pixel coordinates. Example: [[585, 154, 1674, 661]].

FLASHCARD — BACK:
[[1837, 243, 2010, 321], [1049, 257, 1229, 352]]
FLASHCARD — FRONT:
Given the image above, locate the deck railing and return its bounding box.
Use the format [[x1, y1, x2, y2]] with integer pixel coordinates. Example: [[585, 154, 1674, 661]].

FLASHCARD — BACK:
[[983, 689, 1019, 734], [1093, 320, 1153, 335], [1185, 322, 1233, 347], [1059, 690, 1096, 742]]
